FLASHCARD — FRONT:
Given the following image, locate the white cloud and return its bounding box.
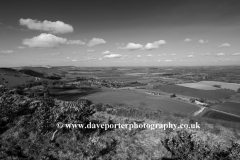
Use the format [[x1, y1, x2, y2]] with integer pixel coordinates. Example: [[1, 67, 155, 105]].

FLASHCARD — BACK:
[[147, 54, 152, 57], [87, 38, 106, 47], [66, 40, 85, 45], [99, 58, 102, 60], [22, 33, 85, 48], [218, 43, 231, 48], [216, 53, 225, 56], [201, 53, 211, 56], [118, 43, 143, 51], [51, 53, 60, 56], [17, 46, 25, 49], [171, 53, 176, 56], [22, 33, 67, 48], [86, 57, 97, 61], [137, 55, 142, 57], [187, 55, 194, 58], [0, 50, 14, 54], [104, 54, 122, 58], [71, 59, 79, 62], [102, 50, 110, 54], [144, 40, 166, 50], [19, 18, 73, 34], [199, 39, 207, 44], [165, 59, 172, 62], [184, 38, 191, 42], [87, 49, 94, 52], [231, 53, 240, 56]]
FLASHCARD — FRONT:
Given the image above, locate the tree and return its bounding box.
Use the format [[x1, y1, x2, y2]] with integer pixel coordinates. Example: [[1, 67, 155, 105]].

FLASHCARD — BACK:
[[170, 94, 176, 98], [237, 88, 240, 93]]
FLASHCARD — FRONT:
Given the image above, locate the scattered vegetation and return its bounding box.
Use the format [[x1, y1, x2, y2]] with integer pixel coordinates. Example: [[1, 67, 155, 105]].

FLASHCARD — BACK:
[[0, 88, 240, 159]]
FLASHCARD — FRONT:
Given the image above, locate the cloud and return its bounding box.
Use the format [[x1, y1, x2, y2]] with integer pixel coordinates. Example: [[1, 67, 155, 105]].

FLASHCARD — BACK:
[[51, 53, 60, 56], [71, 59, 79, 62], [218, 43, 231, 48], [171, 53, 176, 56], [17, 46, 26, 49], [104, 54, 122, 58], [19, 18, 73, 34], [231, 53, 240, 56], [201, 53, 211, 56], [22, 33, 85, 48], [86, 57, 97, 61], [66, 40, 85, 45], [137, 55, 142, 57], [102, 50, 110, 54], [187, 55, 194, 58], [164, 59, 172, 62], [184, 38, 192, 42], [0, 50, 14, 54], [87, 38, 106, 47], [22, 33, 67, 48], [87, 49, 94, 52], [144, 40, 166, 50], [147, 54, 152, 57], [199, 39, 207, 44], [216, 53, 225, 56], [118, 43, 143, 51]]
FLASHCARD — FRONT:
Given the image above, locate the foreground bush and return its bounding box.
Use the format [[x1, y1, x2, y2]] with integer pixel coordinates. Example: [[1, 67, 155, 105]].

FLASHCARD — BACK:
[[162, 130, 240, 160]]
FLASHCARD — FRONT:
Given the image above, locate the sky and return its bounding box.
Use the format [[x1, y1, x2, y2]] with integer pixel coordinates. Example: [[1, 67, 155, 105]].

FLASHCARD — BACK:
[[1, 0, 240, 67]]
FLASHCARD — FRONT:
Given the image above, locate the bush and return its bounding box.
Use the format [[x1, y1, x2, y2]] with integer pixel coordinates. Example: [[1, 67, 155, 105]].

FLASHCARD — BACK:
[[162, 130, 240, 160], [237, 88, 240, 93]]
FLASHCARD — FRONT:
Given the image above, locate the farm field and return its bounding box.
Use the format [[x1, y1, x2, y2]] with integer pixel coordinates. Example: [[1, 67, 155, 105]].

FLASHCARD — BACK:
[[229, 94, 240, 103], [153, 85, 236, 101], [202, 110, 240, 122], [50, 88, 102, 101], [176, 83, 219, 90], [198, 81, 240, 91], [212, 102, 240, 116], [0, 74, 34, 87], [83, 90, 199, 115]]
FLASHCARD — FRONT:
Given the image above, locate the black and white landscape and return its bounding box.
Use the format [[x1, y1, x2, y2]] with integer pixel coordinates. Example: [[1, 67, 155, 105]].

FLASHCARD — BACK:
[[0, 0, 240, 159]]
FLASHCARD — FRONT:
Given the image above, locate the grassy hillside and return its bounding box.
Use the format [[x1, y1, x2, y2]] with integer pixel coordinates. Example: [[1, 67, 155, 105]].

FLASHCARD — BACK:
[[0, 68, 35, 88], [0, 90, 240, 159]]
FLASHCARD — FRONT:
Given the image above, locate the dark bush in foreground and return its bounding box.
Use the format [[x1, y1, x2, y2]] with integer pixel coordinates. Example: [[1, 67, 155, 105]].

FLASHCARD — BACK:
[[162, 130, 240, 160]]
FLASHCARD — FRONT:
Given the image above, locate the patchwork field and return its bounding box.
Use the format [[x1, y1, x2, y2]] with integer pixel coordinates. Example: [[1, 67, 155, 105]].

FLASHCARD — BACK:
[[83, 90, 199, 115], [153, 85, 236, 101], [229, 94, 240, 103], [202, 110, 240, 122], [177, 83, 219, 90], [198, 81, 240, 91], [212, 102, 240, 116]]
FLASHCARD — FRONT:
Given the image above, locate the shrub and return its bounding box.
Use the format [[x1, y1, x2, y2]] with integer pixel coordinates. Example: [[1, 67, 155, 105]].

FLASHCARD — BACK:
[[162, 130, 240, 160]]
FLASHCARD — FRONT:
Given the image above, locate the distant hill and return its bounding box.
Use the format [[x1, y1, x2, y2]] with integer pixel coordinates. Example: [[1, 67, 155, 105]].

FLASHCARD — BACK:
[[0, 68, 35, 87], [19, 66, 67, 80]]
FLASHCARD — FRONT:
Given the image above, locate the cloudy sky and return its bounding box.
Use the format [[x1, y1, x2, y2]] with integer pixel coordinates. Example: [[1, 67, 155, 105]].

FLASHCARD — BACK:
[[1, 0, 240, 67]]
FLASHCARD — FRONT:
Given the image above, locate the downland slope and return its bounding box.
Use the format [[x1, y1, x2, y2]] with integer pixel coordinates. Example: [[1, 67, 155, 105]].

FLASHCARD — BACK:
[[0, 89, 240, 160]]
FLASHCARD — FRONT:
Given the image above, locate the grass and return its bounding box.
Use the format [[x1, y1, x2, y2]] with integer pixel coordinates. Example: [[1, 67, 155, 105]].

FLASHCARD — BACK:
[[177, 83, 219, 90], [154, 85, 236, 101], [199, 81, 240, 91], [202, 110, 240, 122], [212, 102, 240, 116], [83, 89, 199, 115]]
